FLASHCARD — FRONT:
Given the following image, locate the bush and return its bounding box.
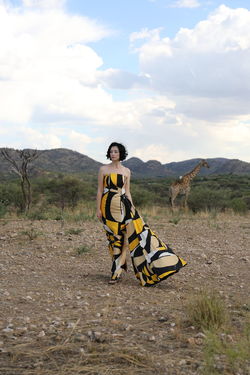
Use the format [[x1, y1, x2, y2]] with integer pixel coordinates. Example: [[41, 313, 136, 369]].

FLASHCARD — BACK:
[[27, 210, 48, 220], [188, 187, 231, 212], [76, 245, 90, 255], [0, 202, 7, 218], [229, 197, 248, 214], [187, 290, 228, 331], [0, 182, 23, 211], [131, 185, 153, 207], [48, 176, 84, 210]]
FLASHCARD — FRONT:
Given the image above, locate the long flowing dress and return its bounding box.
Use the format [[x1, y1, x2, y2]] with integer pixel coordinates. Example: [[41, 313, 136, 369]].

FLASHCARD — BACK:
[[101, 173, 187, 286]]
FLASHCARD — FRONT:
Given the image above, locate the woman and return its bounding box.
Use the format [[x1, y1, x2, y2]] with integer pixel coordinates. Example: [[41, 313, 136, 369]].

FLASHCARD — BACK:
[[96, 142, 186, 286]]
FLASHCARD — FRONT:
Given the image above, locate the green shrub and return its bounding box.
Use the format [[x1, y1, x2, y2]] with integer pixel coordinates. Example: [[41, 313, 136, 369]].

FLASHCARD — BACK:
[[203, 319, 250, 375], [188, 187, 231, 212], [0, 182, 23, 211], [21, 228, 43, 240], [229, 197, 248, 214], [169, 215, 181, 225], [0, 202, 7, 218], [65, 228, 83, 235], [131, 185, 153, 207], [27, 210, 48, 220], [76, 245, 90, 255]]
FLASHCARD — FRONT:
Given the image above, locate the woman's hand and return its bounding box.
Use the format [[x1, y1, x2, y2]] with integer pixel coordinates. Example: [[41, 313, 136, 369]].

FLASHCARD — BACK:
[[96, 209, 102, 221]]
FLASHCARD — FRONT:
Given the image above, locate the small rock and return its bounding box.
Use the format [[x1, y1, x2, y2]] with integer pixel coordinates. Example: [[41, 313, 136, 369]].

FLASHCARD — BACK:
[[16, 327, 28, 335], [195, 338, 203, 345], [2, 327, 13, 333], [179, 359, 187, 366], [34, 361, 44, 368], [87, 330, 103, 342], [111, 319, 121, 325], [75, 334, 88, 342], [94, 331, 102, 339], [38, 330, 45, 337], [187, 337, 196, 345], [149, 335, 156, 341], [240, 257, 249, 262], [195, 332, 206, 338], [158, 316, 168, 322], [125, 324, 133, 331]]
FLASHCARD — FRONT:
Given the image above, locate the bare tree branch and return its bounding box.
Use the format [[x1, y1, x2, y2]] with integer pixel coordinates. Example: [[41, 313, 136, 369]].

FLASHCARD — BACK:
[[1, 148, 43, 213]]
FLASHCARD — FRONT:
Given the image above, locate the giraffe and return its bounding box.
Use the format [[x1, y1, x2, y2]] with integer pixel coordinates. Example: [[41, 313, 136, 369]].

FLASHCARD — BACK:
[[169, 159, 210, 209]]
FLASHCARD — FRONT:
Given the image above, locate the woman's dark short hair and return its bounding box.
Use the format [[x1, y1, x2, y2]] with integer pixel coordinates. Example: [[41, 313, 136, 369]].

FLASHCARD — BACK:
[[106, 142, 128, 161]]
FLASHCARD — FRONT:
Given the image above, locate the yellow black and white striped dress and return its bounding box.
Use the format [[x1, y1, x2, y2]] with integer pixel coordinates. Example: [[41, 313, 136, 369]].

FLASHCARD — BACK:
[[101, 173, 186, 286]]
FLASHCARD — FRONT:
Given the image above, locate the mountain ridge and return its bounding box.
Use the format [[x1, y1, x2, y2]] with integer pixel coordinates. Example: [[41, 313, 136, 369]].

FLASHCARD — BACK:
[[0, 147, 249, 177]]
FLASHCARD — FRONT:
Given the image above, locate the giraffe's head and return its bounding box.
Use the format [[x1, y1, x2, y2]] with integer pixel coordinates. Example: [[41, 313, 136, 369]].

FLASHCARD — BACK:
[[201, 159, 210, 168]]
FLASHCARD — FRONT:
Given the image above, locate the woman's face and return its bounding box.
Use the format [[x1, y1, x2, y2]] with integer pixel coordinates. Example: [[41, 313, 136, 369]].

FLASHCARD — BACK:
[[110, 146, 120, 161]]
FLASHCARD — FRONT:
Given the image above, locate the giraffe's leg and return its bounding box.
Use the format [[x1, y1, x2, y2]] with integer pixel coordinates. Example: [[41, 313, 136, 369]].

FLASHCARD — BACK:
[[171, 192, 179, 211], [184, 190, 190, 210]]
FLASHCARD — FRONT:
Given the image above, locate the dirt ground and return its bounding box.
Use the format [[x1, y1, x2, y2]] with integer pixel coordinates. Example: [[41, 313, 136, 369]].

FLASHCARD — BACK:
[[0, 212, 249, 375]]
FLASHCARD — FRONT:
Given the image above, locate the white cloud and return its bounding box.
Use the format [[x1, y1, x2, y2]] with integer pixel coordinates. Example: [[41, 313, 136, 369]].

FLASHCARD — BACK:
[[0, 2, 172, 132], [134, 144, 189, 163], [97, 69, 150, 89], [0, 1, 112, 125], [0, 2, 250, 163], [131, 5, 250, 119], [131, 116, 250, 163], [0, 125, 100, 154], [170, 0, 200, 8], [21, 0, 65, 9]]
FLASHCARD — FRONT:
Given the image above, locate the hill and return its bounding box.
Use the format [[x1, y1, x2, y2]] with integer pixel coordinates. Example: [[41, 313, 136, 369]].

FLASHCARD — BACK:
[[0, 148, 102, 177], [0, 148, 249, 177], [164, 157, 250, 177]]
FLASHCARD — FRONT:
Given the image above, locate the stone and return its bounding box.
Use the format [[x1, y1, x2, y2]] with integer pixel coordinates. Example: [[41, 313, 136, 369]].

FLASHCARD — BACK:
[[158, 316, 169, 322], [38, 330, 45, 337], [179, 359, 187, 366]]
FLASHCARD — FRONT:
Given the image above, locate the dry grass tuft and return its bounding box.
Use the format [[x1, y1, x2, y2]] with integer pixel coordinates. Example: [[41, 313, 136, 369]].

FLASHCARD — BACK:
[[186, 290, 229, 331], [4, 341, 156, 375]]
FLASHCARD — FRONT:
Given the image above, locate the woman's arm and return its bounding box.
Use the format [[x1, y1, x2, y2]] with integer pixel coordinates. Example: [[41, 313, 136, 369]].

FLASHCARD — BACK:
[[124, 169, 134, 206], [96, 167, 104, 220]]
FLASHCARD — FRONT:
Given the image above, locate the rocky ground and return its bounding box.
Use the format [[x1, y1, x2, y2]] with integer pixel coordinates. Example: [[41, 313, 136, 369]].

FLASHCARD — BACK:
[[0, 211, 249, 375]]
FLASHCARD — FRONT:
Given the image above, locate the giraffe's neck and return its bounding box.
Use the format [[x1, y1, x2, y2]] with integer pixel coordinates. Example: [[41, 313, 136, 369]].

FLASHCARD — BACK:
[[184, 163, 202, 182]]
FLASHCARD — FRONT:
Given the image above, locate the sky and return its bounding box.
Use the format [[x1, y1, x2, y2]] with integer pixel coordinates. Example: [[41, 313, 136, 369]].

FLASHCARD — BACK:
[[0, 0, 250, 164]]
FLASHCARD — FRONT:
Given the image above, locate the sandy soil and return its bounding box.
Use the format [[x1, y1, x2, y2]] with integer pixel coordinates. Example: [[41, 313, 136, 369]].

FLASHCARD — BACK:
[[0, 212, 249, 375]]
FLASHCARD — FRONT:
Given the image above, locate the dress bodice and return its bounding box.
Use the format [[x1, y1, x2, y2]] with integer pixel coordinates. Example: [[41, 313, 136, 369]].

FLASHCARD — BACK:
[[103, 173, 126, 190]]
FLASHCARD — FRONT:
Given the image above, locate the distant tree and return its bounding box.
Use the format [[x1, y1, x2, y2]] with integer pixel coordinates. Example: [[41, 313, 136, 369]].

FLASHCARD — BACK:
[[47, 176, 84, 213], [0, 148, 42, 213]]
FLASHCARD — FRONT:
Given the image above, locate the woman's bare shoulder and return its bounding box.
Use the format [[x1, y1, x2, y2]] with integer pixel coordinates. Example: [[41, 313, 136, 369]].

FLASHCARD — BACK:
[[99, 164, 111, 175], [123, 167, 131, 178]]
